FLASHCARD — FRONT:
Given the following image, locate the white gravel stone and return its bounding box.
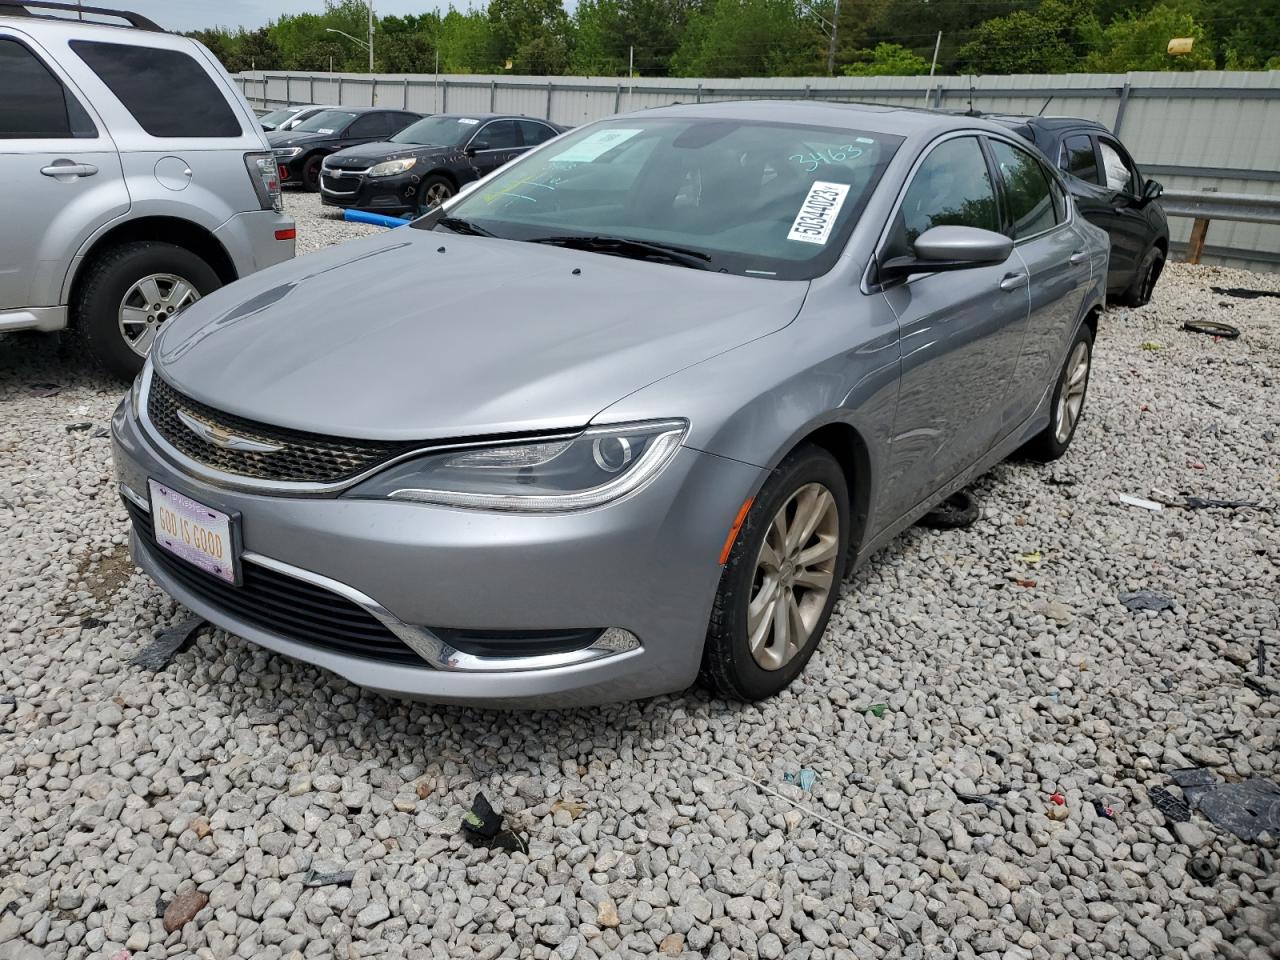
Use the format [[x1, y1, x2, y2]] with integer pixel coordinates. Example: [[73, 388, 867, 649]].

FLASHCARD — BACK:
[[1, 192, 1277, 959]]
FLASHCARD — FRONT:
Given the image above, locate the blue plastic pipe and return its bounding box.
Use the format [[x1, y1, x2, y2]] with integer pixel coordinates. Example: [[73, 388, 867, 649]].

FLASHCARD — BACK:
[[343, 209, 412, 229]]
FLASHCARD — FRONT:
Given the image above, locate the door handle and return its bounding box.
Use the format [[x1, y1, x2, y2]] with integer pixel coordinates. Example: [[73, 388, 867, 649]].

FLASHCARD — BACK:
[[999, 273, 1029, 291], [1070, 250, 1089, 264], [40, 162, 98, 179]]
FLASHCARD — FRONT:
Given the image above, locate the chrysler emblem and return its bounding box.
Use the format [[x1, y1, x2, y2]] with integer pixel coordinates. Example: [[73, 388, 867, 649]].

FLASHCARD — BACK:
[[176, 408, 283, 453]]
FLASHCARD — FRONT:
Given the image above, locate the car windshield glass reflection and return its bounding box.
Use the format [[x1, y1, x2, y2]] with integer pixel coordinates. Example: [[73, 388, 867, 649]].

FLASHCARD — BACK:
[[292, 110, 356, 134], [392, 116, 482, 147], [429, 118, 901, 281]]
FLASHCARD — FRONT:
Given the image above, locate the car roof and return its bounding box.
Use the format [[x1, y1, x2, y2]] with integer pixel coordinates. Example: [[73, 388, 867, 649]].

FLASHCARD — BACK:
[[0, 9, 166, 39], [627, 99, 1023, 140], [986, 114, 1109, 132]]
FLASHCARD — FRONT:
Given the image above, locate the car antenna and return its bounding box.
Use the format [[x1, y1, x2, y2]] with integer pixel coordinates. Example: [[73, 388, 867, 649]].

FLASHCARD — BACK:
[[1038, 96, 1054, 116], [965, 76, 980, 117]]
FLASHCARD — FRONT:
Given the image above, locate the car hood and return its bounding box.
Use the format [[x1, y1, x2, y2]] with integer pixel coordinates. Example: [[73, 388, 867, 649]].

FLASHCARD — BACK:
[[327, 141, 450, 166], [154, 231, 809, 442]]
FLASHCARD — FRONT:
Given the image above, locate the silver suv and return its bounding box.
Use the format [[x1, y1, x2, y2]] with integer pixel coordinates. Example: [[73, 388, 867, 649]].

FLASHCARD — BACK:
[[0, 1, 295, 379]]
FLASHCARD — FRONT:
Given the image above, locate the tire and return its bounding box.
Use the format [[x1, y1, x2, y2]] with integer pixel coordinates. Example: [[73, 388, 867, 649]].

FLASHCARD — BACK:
[[701, 445, 850, 701], [415, 175, 455, 215], [1120, 245, 1164, 307], [1021, 323, 1094, 462], [1182, 319, 1240, 339], [74, 241, 221, 381], [917, 489, 980, 530], [301, 154, 323, 192]]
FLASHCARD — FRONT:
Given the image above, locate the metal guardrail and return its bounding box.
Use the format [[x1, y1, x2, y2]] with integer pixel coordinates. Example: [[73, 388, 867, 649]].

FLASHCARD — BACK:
[[1159, 190, 1280, 263]]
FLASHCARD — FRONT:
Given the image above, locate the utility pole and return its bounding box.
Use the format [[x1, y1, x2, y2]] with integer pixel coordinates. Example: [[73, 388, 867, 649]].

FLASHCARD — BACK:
[[368, 0, 375, 73], [826, 0, 839, 76], [923, 31, 941, 107]]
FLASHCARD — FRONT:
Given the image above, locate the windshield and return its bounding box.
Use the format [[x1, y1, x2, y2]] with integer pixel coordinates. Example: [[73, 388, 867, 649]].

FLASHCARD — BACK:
[[292, 110, 357, 134], [259, 108, 296, 128], [427, 117, 901, 280], [392, 115, 482, 147]]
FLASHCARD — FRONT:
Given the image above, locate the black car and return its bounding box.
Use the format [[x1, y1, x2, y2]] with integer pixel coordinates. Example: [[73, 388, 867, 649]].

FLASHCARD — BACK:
[[268, 107, 422, 192], [319, 113, 566, 216], [990, 116, 1168, 306]]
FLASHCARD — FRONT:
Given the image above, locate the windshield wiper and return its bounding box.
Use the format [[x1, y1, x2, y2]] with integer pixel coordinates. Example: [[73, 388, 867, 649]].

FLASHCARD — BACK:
[[527, 234, 712, 270], [435, 216, 496, 237]]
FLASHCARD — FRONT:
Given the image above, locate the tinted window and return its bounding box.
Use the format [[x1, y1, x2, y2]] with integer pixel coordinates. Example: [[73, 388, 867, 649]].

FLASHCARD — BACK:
[[517, 120, 558, 146], [70, 40, 240, 138], [348, 112, 394, 138], [1061, 135, 1099, 184], [438, 118, 901, 281], [470, 120, 520, 151], [292, 110, 356, 134], [0, 38, 94, 138], [1098, 139, 1136, 194], [890, 137, 998, 256], [989, 140, 1058, 238], [392, 115, 482, 147]]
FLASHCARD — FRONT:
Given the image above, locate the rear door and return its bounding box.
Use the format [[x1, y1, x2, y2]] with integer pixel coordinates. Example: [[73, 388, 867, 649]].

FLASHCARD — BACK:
[[515, 119, 560, 159], [987, 136, 1090, 434], [466, 119, 522, 177], [876, 134, 1030, 521], [0, 31, 127, 313]]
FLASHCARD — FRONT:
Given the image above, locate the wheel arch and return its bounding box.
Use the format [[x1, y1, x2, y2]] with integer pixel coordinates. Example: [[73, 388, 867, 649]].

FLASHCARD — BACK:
[[780, 421, 874, 559], [423, 168, 460, 190], [67, 217, 237, 326]]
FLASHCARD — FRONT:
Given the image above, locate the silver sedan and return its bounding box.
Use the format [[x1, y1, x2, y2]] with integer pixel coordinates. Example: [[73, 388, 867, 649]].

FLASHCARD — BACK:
[[112, 101, 1108, 706]]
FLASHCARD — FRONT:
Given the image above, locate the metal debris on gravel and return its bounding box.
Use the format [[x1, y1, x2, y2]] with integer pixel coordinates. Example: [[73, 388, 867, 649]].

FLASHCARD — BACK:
[[1, 190, 1277, 959]]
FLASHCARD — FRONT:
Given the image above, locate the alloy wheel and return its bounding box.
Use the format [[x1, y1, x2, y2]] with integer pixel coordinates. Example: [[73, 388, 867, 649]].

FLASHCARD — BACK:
[[1054, 340, 1090, 445], [118, 274, 200, 356], [418, 181, 454, 214], [747, 482, 840, 671]]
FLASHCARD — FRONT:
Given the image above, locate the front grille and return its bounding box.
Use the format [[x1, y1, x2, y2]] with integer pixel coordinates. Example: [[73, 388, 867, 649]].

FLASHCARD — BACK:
[[321, 174, 359, 194], [127, 501, 425, 666], [147, 374, 411, 484]]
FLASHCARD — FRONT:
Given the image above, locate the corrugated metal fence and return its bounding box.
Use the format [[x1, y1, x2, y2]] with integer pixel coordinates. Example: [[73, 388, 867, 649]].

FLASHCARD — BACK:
[[236, 70, 1280, 272]]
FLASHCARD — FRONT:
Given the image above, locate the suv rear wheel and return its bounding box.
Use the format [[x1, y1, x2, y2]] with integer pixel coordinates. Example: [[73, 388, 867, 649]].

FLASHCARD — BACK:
[[75, 241, 221, 380]]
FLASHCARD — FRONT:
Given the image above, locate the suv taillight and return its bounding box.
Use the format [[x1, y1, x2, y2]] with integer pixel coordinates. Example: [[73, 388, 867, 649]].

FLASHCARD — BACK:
[[244, 152, 282, 213]]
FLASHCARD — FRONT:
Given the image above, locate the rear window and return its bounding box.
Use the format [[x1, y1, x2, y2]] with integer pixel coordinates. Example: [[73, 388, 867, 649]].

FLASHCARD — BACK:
[[70, 40, 241, 138]]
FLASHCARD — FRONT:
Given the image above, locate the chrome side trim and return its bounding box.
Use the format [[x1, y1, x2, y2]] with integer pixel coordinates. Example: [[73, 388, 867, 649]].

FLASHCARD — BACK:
[[235, 551, 641, 673], [134, 363, 583, 497], [119, 481, 150, 512]]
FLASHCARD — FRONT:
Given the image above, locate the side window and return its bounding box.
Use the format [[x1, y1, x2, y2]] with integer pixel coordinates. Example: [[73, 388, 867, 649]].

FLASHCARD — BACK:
[[70, 40, 241, 138], [1048, 172, 1068, 222], [1098, 139, 1137, 194], [1060, 135, 1099, 184], [989, 139, 1058, 238], [0, 38, 95, 139], [888, 137, 998, 257], [470, 120, 520, 151], [347, 113, 386, 138], [517, 120, 558, 147]]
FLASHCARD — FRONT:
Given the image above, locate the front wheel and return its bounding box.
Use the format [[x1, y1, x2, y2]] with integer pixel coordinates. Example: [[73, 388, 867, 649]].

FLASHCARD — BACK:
[[414, 175, 455, 215], [701, 445, 850, 701], [74, 241, 221, 380], [1021, 323, 1094, 462]]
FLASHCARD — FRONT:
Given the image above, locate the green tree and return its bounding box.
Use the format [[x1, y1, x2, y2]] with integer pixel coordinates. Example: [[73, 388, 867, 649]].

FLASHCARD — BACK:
[[436, 8, 501, 73], [958, 0, 1100, 74], [672, 0, 821, 76], [842, 42, 930, 75], [572, 0, 701, 76], [488, 0, 572, 68], [1083, 3, 1215, 70]]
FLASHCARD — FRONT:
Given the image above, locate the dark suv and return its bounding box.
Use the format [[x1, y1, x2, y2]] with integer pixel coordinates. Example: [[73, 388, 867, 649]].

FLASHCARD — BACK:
[[320, 113, 565, 216], [268, 106, 421, 191], [990, 116, 1168, 306]]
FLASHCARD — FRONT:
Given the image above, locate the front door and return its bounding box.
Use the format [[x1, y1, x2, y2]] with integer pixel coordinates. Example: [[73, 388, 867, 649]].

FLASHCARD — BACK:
[[0, 33, 127, 314], [465, 119, 522, 178], [876, 135, 1030, 522]]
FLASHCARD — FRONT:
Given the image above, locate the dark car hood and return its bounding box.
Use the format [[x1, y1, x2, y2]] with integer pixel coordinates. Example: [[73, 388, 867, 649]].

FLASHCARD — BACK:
[[154, 231, 809, 442], [267, 129, 332, 149], [326, 141, 451, 166]]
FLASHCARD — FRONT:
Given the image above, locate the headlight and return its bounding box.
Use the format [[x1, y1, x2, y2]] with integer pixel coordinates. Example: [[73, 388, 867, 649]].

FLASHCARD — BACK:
[[351, 420, 687, 512], [368, 157, 417, 178], [273, 147, 303, 159]]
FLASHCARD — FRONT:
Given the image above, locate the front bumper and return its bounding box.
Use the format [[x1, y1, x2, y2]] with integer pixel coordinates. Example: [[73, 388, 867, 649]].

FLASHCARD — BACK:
[[111, 396, 763, 706], [320, 169, 414, 212]]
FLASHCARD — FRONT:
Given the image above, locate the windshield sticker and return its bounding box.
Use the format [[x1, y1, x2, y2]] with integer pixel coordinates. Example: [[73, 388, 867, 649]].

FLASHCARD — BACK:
[[315, 128, 335, 134], [458, 118, 480, 125], [787, 181, 850, 245], [855, 137, 875, 145], [789, 146, 863, 172], [552, 128, 642, 163]]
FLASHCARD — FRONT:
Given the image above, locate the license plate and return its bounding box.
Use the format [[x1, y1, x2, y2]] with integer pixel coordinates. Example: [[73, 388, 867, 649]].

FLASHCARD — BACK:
[[148, 480, 238, 584]]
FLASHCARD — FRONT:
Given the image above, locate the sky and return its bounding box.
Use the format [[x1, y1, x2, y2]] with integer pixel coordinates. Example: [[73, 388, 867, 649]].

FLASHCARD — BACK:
[[122, 1, 457, 32]]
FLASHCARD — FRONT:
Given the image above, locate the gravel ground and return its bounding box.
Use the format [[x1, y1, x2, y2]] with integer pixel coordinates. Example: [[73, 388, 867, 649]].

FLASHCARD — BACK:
[[1, 191, 1278, 960]]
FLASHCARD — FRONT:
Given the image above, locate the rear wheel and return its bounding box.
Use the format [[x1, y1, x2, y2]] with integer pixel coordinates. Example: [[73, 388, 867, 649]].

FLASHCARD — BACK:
[[1120, 245, 1164, 307], [74, 241, 220, 380], [301, 154, 323, 192], [1022, 323, 1094, 462], [702, 445, 849, 701]]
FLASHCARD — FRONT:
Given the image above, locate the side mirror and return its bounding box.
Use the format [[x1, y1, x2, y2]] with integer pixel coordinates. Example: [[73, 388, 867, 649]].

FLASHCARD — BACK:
[[466, 142, 487, 156], [1142, 179, 1163, 201], [879, 226, 1014, 281]]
